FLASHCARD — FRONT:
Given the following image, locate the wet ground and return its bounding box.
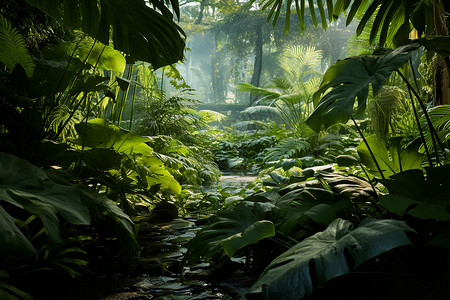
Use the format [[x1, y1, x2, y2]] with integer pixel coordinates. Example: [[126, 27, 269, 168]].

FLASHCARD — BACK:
[[89, 218, 253, 300], [28, 173, 257, 300]]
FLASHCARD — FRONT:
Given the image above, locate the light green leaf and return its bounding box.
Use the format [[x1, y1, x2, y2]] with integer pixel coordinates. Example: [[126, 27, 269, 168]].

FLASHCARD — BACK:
[[222, 220, 275, 257], [357, 136, 423, 178], [75, 118, 153, 156]]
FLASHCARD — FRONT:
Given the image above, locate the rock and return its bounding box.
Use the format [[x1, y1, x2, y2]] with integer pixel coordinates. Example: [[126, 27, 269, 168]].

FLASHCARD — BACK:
[[150, 202, 178, 222]]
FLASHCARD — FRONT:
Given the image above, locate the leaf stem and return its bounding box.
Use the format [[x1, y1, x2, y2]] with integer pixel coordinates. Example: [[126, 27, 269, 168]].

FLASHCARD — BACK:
[[351, 116, 385, 180]]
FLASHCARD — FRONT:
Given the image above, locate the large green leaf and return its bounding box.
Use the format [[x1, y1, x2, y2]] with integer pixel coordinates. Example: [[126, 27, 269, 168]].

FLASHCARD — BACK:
[[75, 118, 153, 156], [26, 0, 185, 69], [419, 104, 450, 153], [379, 165, 450, 221], [0, 205, 35, 257], [247, 218, 414, 299], [221, 220, 275, 257], [52, 34, 126, 73], [184, 201, 276, 262], [0, 152, 91, 246], [76, 119, 180, 194], [275, 187, 348, 235], [306, 44, 417, 132], [357, 136, 423, 178]]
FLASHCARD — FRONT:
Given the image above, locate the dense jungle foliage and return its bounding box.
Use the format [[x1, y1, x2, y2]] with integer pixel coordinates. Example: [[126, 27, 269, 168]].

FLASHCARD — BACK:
[[1, 0, 450, 299]]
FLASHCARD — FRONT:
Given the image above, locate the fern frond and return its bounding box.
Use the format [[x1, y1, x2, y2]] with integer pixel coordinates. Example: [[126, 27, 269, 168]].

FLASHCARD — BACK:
[[198, 110, 227, 123], [0, 14, 34, 76]]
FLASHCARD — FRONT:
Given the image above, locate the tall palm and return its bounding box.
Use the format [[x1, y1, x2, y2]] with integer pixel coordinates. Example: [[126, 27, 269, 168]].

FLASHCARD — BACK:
[[238, 45, 323, 137]]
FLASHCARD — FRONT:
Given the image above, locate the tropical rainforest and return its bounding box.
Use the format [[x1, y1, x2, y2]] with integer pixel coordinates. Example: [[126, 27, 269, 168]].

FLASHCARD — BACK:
[[1, 0, 449, 299]]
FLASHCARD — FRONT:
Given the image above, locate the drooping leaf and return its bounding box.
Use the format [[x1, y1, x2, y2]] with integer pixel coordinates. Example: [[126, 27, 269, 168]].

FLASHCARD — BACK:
[[247, 218, 414, 299], [357, 136, 423, 178], [306, 44, 418, 132], [0, 205, 35, 257], [379, 165, 450, 221], [417, 36, 450, 58], [80, 188, 138, 257]]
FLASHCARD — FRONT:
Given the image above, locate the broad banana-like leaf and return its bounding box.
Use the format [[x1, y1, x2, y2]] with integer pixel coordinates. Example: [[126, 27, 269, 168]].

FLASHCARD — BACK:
[[306, 44, 418, 132], [357, 136, 423, 178], [26, 0, 185, 69], [76, 118, 181, 194], [75, 118, 153, 156], [379, 165, 450, 221], [247, 218, 414, 299]]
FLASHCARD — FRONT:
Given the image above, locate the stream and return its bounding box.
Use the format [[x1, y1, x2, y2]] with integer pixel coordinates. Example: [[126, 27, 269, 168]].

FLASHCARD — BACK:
[[56, 172, 258, 300]]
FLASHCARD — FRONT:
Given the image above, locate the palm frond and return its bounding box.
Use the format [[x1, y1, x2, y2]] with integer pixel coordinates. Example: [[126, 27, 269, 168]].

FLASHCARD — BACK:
[[236, 83, 281, 100], [272, 77, 292, 91], [242, 105, 282, 116], [263, 137, 311, 162], [0, 14, 34, 76]]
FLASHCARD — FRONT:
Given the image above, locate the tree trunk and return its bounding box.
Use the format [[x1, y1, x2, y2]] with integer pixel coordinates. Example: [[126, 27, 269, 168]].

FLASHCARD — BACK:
[[250, 25, 263, 105], [195, 1, 205, 24], [211, 33, 225, 103], [434, 0, 450, 105]]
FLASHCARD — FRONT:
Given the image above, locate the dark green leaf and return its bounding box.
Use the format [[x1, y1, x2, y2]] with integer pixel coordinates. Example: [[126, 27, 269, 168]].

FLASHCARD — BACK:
[[307, 44, 418, 132], [247, 218, 414, 299], [379, 165, 450, 221]]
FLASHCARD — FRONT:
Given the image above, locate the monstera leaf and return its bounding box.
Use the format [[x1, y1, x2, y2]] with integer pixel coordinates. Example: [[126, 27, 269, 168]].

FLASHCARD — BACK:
[[275, 187, 349, 235], [247, 218, 414, 300], [357, 136, 423, 178], [306, 44, 417, 132], [26, 0, 185, 68], [379, 165, 450, 221], [184, 201, 276, 263]]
